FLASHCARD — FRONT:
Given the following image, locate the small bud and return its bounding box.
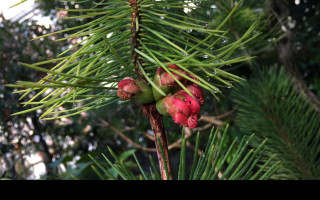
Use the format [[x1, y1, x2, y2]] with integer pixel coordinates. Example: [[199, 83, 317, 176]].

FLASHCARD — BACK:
[[172, 112, 189, 127], [187, 114, 199, 129], [118, 77, 154, 104], [174, 90, 201, 115], [118, 77, 141, 100], [153, 62, 206, 129], [156, 95, 190, 117], [156, 95, 193, 127], [152, 64, 188, 101], [156, 90, 201, 129], [186, 84, 205, 106], [157, 64, 188, 87]]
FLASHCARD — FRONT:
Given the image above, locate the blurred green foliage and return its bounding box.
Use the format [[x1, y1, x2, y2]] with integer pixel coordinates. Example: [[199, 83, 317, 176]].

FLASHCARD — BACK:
[[1, 0, 320, 180]]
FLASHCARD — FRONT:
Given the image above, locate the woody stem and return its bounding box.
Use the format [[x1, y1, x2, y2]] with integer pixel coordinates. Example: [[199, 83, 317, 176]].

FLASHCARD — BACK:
[[142, 104, 173, 180]]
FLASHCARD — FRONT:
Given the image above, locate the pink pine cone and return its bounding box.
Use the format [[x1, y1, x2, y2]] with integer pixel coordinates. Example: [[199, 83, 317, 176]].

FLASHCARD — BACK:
[[117, 77, 142, 100], [154, 62, 207, 129], [172, 112, 189, 127], [157, 64, 188, 87], [187, 114, 199, 129], [174, 90, 201, 115], [156, 89, 202, 129], [186, 84, 205, 106]]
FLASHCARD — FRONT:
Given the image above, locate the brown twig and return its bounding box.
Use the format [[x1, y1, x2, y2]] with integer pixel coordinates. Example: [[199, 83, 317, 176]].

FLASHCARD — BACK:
[[192, 122, 214, 132], [96, 119, 157, 152], [199, 109, 235, 127], [96, 119, 203, 156], [214, 109, 235, 119], [199, 116, 224, 126]]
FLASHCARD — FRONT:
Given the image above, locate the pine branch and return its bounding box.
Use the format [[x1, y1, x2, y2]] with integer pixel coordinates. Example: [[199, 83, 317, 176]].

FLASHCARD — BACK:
[[269, 0, 320, 114], [128, 0, 173, 180], [232, 66, 320, 179], [8, 0, 256, 119]]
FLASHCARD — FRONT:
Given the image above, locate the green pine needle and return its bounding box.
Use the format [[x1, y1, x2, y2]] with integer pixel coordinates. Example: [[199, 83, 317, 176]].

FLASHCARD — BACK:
[[10, 0, 257, 119], [89, 124, 280, 180]]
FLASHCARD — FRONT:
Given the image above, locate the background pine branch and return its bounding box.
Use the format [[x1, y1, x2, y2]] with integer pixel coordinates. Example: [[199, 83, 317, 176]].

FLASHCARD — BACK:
[[232, 66, 320, 180]]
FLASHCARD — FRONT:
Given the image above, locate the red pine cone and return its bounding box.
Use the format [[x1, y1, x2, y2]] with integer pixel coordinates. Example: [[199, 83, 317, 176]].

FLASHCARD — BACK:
[[117, 77, 142, 100], [156, 64, 188, 86]]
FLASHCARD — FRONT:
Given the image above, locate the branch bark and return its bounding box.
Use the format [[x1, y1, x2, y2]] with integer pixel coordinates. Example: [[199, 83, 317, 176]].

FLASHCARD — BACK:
[[141, 104, 173, 180]]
